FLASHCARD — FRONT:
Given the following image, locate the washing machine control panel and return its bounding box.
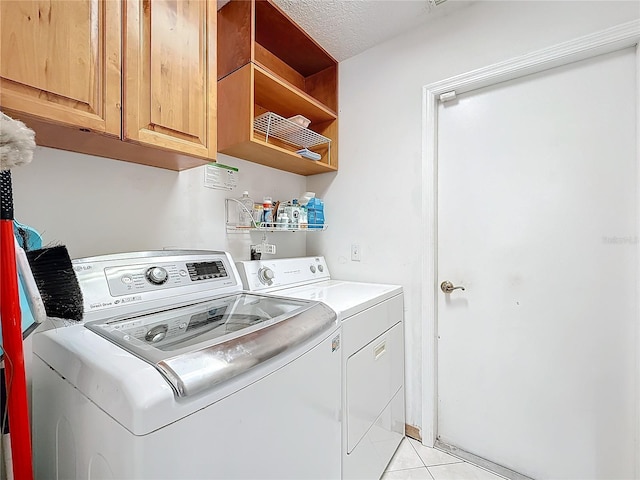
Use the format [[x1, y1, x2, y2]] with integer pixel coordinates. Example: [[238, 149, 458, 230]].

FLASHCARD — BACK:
[[73, 250, 242, 322], [236, 256, 331, 292], [105, 259, 229, 297]]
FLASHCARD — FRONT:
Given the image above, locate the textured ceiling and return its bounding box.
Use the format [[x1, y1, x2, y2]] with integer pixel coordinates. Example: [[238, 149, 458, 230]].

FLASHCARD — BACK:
[[270, 0, 475, 61]]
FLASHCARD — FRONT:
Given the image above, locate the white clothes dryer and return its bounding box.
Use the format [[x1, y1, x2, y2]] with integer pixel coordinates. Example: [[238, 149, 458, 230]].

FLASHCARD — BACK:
[[236, 256, 405, 480]]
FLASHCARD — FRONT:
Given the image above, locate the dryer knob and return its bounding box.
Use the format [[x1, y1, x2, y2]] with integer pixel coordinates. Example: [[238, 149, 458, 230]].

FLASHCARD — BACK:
[[258, 267, 275, 285]]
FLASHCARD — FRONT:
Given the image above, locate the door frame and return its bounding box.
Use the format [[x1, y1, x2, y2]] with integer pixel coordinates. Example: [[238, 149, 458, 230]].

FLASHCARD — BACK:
[[420, 19, 640, 467]]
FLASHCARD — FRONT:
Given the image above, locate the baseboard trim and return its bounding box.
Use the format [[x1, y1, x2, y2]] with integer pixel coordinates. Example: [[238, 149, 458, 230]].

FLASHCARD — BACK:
[[435, 440, 533, 480], [405, 424, 422, 442]]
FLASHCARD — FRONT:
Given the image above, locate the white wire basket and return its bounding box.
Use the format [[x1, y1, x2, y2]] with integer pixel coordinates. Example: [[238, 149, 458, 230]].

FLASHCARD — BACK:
[[253, 112, 332, 160]]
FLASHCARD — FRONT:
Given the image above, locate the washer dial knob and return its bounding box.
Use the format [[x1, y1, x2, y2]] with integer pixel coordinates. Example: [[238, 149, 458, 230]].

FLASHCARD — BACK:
[[258, 267, 275, 285], [146, 266, 169, 285], [145, 324, 168, 343]]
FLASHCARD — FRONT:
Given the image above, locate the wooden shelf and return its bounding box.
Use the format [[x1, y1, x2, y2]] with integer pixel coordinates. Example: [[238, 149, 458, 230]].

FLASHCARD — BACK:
[[220, 139, 337, 176], [253, 65, 336, 123], [217, 0, 338, 176]]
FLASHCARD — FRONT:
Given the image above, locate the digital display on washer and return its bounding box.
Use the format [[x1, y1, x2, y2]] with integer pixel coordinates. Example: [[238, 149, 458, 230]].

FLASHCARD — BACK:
[[186, 261, 227, 281]]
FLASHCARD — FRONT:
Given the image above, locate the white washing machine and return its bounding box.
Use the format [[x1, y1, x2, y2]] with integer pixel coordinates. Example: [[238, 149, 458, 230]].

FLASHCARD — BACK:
[[32, 250, 342, 479], [236, 256, 405, 480]]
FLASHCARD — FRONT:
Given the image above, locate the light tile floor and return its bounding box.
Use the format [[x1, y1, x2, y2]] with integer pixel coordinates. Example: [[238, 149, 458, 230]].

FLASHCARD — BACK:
[[382, 438, 507, 480]]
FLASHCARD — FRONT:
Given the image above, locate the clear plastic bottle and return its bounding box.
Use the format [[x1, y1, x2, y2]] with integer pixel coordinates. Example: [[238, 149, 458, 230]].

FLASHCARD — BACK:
[[237, 191, 254, 227], [299, 205, 308, 229], [276, 212, 289, 230], [252, 204, 263, 226], [288, 199, 300, 227]]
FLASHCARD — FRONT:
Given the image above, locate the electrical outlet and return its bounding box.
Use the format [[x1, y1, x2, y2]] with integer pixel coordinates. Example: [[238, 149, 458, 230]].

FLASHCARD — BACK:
[[351, 244, 361, 262], [251, 244, 276, 255]]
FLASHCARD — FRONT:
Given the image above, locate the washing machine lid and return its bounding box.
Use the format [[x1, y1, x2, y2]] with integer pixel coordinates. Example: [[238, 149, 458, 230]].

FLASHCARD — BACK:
[[276, 280, 402, 319], [85, 292, 336, 397]]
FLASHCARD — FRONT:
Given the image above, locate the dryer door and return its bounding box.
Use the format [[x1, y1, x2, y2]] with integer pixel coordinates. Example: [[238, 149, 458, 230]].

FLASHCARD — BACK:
[[346, 321, 403, 452]]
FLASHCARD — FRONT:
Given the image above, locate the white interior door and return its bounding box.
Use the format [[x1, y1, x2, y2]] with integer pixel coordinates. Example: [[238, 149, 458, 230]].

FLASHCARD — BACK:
[[437, 46, 638, 480]]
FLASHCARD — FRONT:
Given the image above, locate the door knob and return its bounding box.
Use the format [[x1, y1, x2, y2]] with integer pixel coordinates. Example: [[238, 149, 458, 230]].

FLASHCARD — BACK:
[[440, 281, 465, 293]]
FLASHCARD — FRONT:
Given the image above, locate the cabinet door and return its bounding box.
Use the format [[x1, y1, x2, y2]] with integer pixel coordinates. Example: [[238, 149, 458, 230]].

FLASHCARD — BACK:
[[124, 0, 216, 159], [0, 0, 121, 135]]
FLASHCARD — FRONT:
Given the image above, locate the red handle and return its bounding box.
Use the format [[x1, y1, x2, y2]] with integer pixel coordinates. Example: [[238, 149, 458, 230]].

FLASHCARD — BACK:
[[0, 219, 34, 480]]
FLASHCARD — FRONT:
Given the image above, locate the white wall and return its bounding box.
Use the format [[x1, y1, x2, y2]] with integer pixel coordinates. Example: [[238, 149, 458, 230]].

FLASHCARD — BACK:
[[11, 147, 307, 260], [307, 0, 640, 435]]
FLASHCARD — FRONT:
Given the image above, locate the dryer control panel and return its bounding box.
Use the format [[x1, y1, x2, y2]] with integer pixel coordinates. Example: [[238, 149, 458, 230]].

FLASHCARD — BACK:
[[236, 256, 330, 292]]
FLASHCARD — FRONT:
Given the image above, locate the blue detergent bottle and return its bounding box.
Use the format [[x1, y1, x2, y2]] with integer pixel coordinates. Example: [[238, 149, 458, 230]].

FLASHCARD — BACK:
[[306, 197, 324, 229]]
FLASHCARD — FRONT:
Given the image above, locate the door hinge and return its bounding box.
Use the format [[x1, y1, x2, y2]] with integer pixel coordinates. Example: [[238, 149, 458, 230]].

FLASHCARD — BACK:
[[439, 91, 457, 102]]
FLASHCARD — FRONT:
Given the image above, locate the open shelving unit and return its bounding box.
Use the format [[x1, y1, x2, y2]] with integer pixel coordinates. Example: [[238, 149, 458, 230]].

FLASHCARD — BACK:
[[226, 222, 328, 234], [225, 198, 327, 233], [217, 0, 338, 176]]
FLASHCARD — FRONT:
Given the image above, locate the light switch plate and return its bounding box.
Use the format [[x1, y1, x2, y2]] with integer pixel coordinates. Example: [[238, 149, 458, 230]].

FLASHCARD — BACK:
[[351, 244, 361, 262]]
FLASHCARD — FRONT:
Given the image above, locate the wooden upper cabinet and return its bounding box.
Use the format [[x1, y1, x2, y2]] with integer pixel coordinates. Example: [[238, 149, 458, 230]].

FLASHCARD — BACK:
[[124, 0, 216, 159], [0, 0, 121, 135], [0, 0, 215, 170]]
